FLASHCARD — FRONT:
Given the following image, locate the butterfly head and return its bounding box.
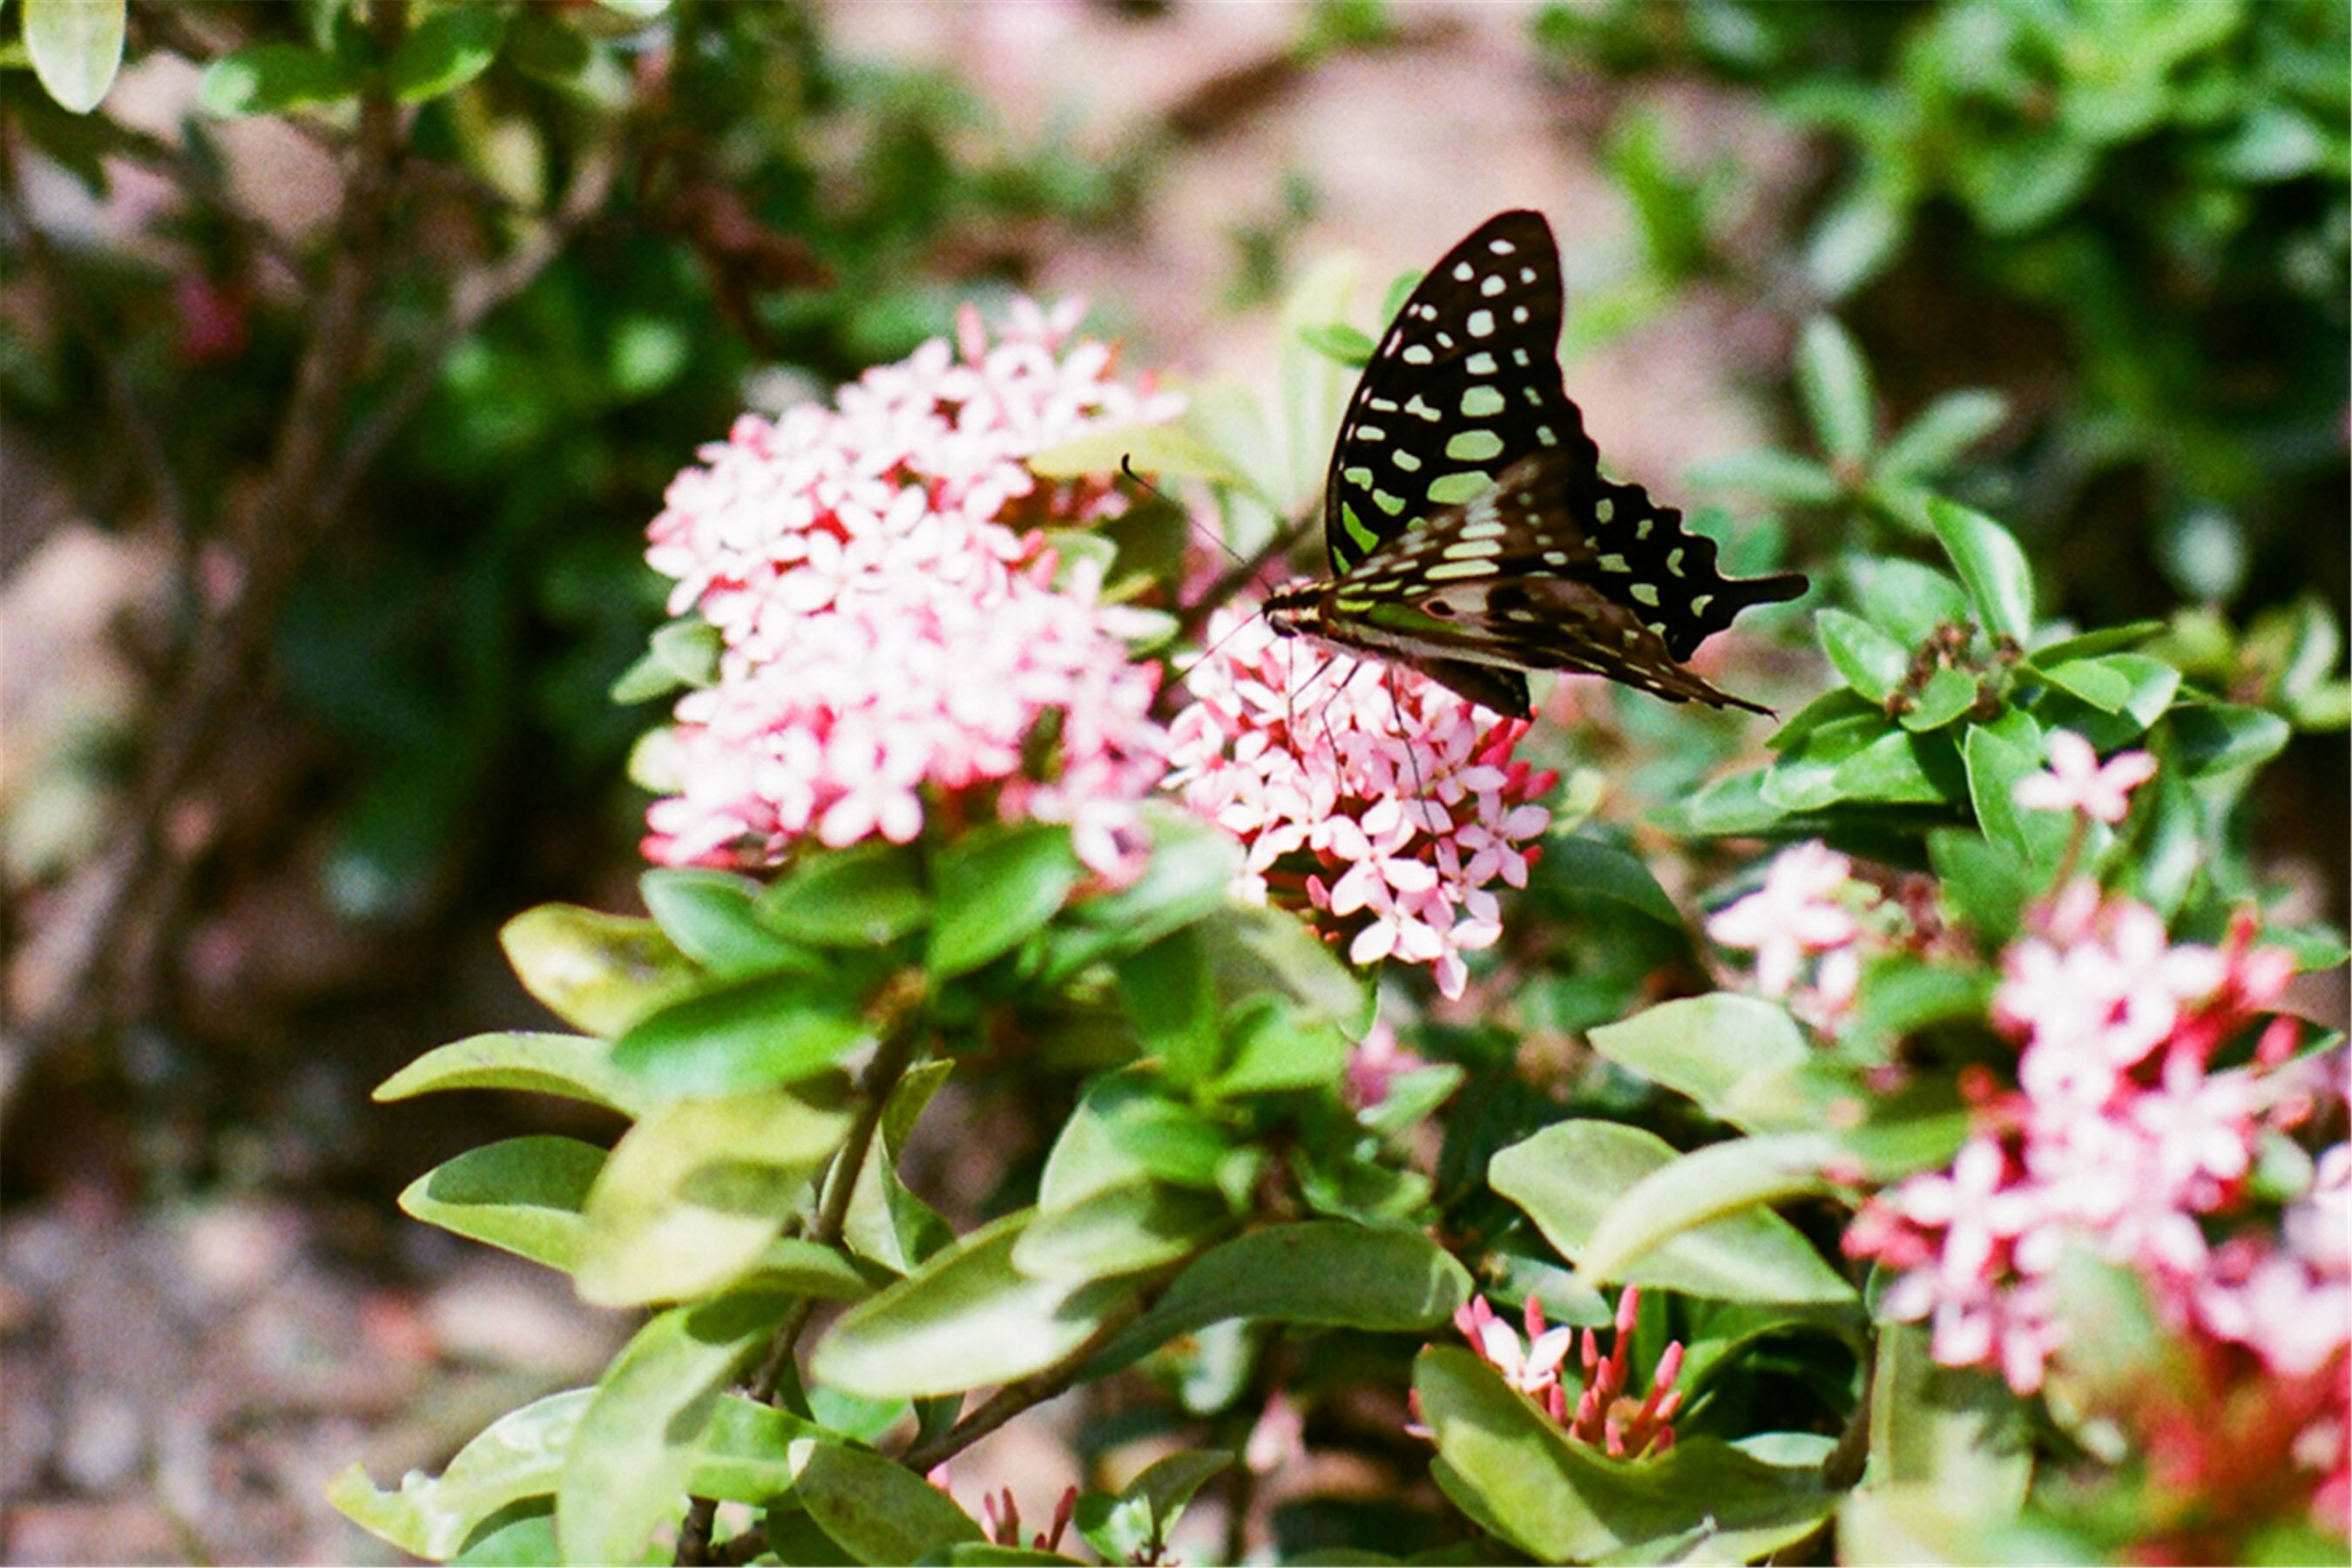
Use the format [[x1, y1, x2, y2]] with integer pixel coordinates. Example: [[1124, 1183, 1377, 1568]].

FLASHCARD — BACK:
[[1260, 580, 1323, 640]]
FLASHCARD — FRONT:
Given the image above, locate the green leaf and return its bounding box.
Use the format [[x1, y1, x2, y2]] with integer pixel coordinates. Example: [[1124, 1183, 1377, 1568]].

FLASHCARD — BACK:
[[794, 1443, 983, 1566], [1535, 835, 1684, 928], [1899, 666, 1978, 733], [2169, 702, 2291, 779], [1868, 1323, 2031, 1511], [573, 1084, 852, 1308], [388, 4, 508, 101], [1853, 558, 1972, 646], [452, 1504, 557, 1566], [556, 1291, 788, 1566], [1805, 179, 1909, 297], [1047, 805, 1240, 976], [1964, 721, 2063, 868], [23, 0, 124, 112], [1206, 904, 1372, 1031], [611, 971, 873, 1098], [2031, 653, 2180, 749], [1012, 1179, 1230, 1282], [331, 1393, 818, 1562], [1683, 449, 1844, 505], [400, 1137, 605, 1274], [1585, 994, 1813, 1133], [927, 822, 1084, 977], [1927, 499, 2034, 642], [2034, 658, 2133, 714], [375, 1031, 651, 1116], [1929, 828, 2030, 947], [1028, 419, 1254, 495], [610, 619, 720, 703], [1416, 1348, 1839, 1563], [1490, 1121, 1855, 1305], [813, 1212, 1135, 1399], [1795, 317, 1875, 465], [1208, 1003, 1351, 1098], [737, 1237, 875, 1301], [641, 869, 820, 979], [1086, 1221, 1470, 1376], [2027, 622, 2165, 665], [1117, 928, 1220, 1088], [760, 841, 929, 949], [1817, 610, 1910, 703], [500, 904, 702, 1037], [198, 40, 362, 116], [1876, 390, 2006, 481], [329, 1391, 593, 1560], [1298, 321, 1376, 367], [1074, 1450, 1233, 1565], [839, 1059, 956, 1274]]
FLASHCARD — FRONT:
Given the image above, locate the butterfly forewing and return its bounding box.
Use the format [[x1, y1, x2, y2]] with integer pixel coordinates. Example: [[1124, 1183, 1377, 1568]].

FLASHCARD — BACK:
[[1324, 212, 1590, 578], [1289, 207, 1809, 718]]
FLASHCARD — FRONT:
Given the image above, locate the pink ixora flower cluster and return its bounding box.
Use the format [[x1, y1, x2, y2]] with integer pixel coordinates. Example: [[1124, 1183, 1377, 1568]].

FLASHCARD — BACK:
[[1846, 882, 2344, 1450], [1165, 611, 1555, 998], [1705, 841, 1872, 1014], [640, 301, 1180, 877], [1447, 1288, 1684, 1457]]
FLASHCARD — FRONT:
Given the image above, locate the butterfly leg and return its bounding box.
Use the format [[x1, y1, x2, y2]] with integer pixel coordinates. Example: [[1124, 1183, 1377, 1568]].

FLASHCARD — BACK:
[[1383, 664, 1433, 817]]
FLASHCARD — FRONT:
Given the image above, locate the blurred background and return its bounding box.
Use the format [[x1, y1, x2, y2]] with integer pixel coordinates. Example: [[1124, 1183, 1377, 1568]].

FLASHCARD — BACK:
[[2, 1, 2344, 1560]]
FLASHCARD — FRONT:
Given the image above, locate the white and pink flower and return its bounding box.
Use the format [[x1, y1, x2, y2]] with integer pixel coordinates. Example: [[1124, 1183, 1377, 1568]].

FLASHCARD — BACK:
[[1166, 611, 1554, 999], [641, 301, 1179, 879]]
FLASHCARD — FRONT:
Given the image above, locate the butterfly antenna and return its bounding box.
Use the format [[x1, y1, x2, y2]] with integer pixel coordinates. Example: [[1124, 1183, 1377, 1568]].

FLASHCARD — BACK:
[[1122, 454, 1247, 568]]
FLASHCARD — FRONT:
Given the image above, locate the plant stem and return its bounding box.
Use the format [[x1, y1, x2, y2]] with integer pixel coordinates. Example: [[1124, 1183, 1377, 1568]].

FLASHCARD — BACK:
[[673, 1024, 921, 1566]]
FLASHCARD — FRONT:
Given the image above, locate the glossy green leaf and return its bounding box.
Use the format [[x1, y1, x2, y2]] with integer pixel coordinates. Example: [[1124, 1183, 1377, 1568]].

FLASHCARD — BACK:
[[1012, 1179, 1229, 1282], [1854, 558, 1973, 646], [375, 1031, 651, 1116], [2029, 652, 2127, 714], [451, 1504, 557, 1566], [1868, 1323, 2031, 1512], [198, 40, 362, 116], [1585, 993, 1812, 1132], [1899, 666, 1978, 732], [1028, 420, 1253, 493], [794, 1443, 983, 1566], [1087, 1221, 1470, 1375], [400, 1137, 605, 1274], [2169, 701, 2291, 779], [573, 1084, 852, 1307], [329, 1391, 593, 1561], [388, 4, 508, 101], [1416, 1348, 1838, 1563], [23, 0, 124, 112], [2027, 622, 2165, 666], [1683, 449, 1844, 505], [330, 1391, 816, 1562], [500, 905, 701, 1037], [927, 822, 1084, 977], [1117, 928, 1219, 1087], [610, 619, 720, 704], [640, 869, 819, 979], [838, 1059, 956, 1274], [557, 1290, 788, 1566], [813, 1212, 1135, 1399], [1209, 1003, 1352, 1098], [1817, 609, 1910, 703], [1795, 316, 1876, 464], [1046, 806, 1240, 977], [610, 970, 872, 1098], [1963, 722, 2062, 868], [1207, 903, 1373, 1030], [1927, 499, 2034, 643], [759, 841, 930, 949], [1490, 1121, 1855, 1305], [1535, 835, 1684, 929], [1074, 1450, 1233, 1565], [1929, 828, 2030, 946], [1877, 389, 2006, 481]]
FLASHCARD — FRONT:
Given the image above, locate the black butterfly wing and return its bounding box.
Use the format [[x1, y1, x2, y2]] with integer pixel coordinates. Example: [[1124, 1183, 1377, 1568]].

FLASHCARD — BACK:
[[1323, 211, 1588, 576], [1335, 451, 1801, 715], [1324, 210, 1808, 668]]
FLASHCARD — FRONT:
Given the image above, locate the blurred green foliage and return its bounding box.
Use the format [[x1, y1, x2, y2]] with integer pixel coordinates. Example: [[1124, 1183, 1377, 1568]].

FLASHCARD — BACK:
[[1537, 0, 2349, 621]]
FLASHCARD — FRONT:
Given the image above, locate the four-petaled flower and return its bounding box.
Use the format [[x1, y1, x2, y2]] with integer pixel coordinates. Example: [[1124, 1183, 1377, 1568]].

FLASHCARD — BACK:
[[1705, 841, 1862, 997], [2013, 729, 2158, 824]]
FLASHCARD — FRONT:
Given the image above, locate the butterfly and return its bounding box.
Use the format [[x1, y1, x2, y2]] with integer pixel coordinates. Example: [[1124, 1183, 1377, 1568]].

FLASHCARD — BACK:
[[1260, 209, 1807, 720]]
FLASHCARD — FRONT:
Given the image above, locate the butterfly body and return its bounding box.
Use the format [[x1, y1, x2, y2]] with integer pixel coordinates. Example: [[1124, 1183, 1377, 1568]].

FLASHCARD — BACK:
[[1266, 210, 1806, 720]]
